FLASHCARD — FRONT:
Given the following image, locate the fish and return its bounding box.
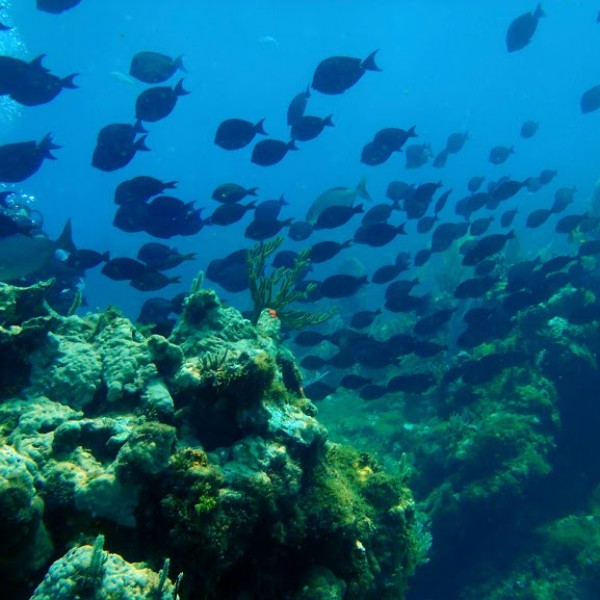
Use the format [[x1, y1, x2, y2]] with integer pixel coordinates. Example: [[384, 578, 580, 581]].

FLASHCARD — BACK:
[[350, 308, 382, 329], [506, 258, 541, 291], [417, 215, 438, 234], [462, 231, 515, 266], [144, 196, 204, 238], [414, 249, 432, 267], [500, 208, 518, 228], [212, 183, 258, 204], [37, 0, 81, 13], [581, 84, 600, 114], [491, 178, 528, 202], [433, 149, 448, 168], [525, 208, 554, 228], [434, 189, 453, 214], [244, 217, 293, 241], [251, 139, 297, 166], [520, 120, 539, 138], [319, 274, 368, 298], [386, 180, 413, 203], [373, 126, 417, 152], [205, 249, 249, 293], [137, 243, 196, 270], [114, 176, 177, 205], [306, 177, 370, 224], [526, 177, 543, 193], [468, 176, 486, 193], [130, 271, 181, 292], [288, 221, 313, 241], [309, 240, 352, 263], [474, 259, 497, 277], [9, 68, 78, 107], [555, 213, 588, 234], [314, 204, 363, 230], [291, 115, 334, 142], [539, 169, 557, 185], [129, 51, 186, 84], [0, 219, 73, 281], [578, 240, 600, 257], [294, 331, 330, 347], [91, 122, 149, 172], [538, 255, 578, 276], [385, 278, 420, 304], [405, 143, 432, 168], [0, 134, 60, 183], [135, 79, 189, 122], [208, 201, 256, 226], [489, 145, 514, 165], [101, 257, 148, 281], [506, 4, 545, 53], [138, 298, 177, 326], [113, 202, 150, 233], [361, 203, 396, 225], [353, 222, 406, 247], [254, 195, 288, 221], [300, 355, 328, 370], [303, 381, 336, 401], [445, 131, 468, 154], [469, 216, 494, 236], [287, 86, 310, 127], [454, 276, 498, 298], [359, 385, 388, 401], [272, 250, 299, 269], [413, 340, 446, 358], [312, 50, 380, 95], [339, 374, 371, 390], [413, 307, 456, 336], [360, 141, 393, 166], [551, 188, 576, 213], [431, 222, 469, 253], [0, 55, 49, 96], [65, 249, 110, 272], [372, 263, 403, 285], [215, 118, 267, 150], [461, 352, 525, 385], [387, 373, 436, 394]]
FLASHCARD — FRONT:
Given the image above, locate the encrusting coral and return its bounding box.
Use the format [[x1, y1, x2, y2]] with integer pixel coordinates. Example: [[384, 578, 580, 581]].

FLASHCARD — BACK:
[[0, 279, 423, 600]]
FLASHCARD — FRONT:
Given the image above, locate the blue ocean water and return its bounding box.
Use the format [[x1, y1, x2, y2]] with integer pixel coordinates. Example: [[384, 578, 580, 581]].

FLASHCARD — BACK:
[[1, 1, 598, 318]]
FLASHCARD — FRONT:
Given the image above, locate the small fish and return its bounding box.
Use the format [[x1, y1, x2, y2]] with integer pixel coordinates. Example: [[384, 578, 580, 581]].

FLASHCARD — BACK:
[[251, 139, 297, 166], [525, 208, 554, 228], [462, 231, 515, 266], [288, 221, 313, 241], [91, 122, 149, 172], [272, 250, 299, 269], [520, 120, 538, 138], [491, 178, 528, 202], [130, 271, 180, 292], [445, 131, 468, 154], [115, 176, 177, 205], [301, 355, 328, 370], [454, 276, 498, 298], [372, 263, 403, 285], [215, 118, 267, 150], [287, 85, 310, 127], [359, 384, 388, 401], [350, 308, 382, 329], [130, 51, 186, 84], [209, 201, 256, 226], [555, 213, 588, 234], [433, 148, 448, 168], [414, 249, 432, 267], [254, 195, 288, 221], [386, 180, 413, 202], [354, 222, 406, 247], [581, 84, 600, 114], [102, 257, 148, 281], [474, 259, 497, 277], [360, 141, 393, 166], [339, 374, 371, 390], [413, 340, 446, 358], [506, 4, 545, 53], [362, 203, 396, 225], [469, 216, 494, 236], [319, 274, 368, 298], [294, 331, 330, 347], [434, 189, 453, 214], [304, 381, 336, 401], [314, 203, 363, 230], [468, 176, 486, 193], [387, 373, 436, 394], [309, 239, 352, 263], [244, 217, 293, 240], [500, 208, 518, 228], [431, 222, 469, 253], [489, 145, 514, 165], [10, 68, 78, 107], [538, 255, 577, 276], [306, 177, 370, 224], [135, 79, 189, 122], [0, 134, 60, 183], [373, 126, 417, 152], [312, 50, 380, 95], [405, 143, 432, 168], [539, 169, 557, 185], [551, 188, 576, 213], [578, 240, 600, 257], [413, 307, 456, 336], [212, 183, 258, 204], [65, 249, 110, 271], [417, 215, 438, 234], [137, 243, 196, 270], [37, 0, 81, 13], [291, 115, 333, 142]]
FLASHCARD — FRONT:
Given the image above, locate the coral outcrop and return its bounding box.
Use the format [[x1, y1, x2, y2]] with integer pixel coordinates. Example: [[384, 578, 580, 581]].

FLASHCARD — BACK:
[[0, 281, 422, 599]]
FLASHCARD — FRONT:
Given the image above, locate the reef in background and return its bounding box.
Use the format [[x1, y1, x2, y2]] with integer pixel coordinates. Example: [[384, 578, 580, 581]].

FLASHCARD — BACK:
[[0, 278, 423, 600]]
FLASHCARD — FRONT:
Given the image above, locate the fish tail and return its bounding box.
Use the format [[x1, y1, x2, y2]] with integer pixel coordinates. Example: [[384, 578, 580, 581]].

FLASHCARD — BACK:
[[287, 140, 298, 151], [61, 73, 79, 89], [355, 176, 371, 201], [254, 118, 267, 135], [407, 125, 418, 138], [134, 135, 151, 152], [30, 54, 48, 72], [247, 187, 260, 196], [174, 79, 190, 96], [324, 114, 334, 127], [101, 251, 110, 262], [535, 4, 545, 18], [133, 119, 148, 134], [361, 50, 381, 72], [175, 55, 187, 73], [164, 180, 178, 189], [39, 133, 61, 159]]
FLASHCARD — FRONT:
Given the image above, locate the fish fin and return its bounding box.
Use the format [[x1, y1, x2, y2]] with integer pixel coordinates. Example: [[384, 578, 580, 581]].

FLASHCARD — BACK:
[[304, 84, 311, 98], [60, 73, 79, 89], [134, 135, 151, 152], [29, 54, 49, 72], [323, 114, 334, 127], [174, 55, 187, 73], [354, 203, 365, 213], [361, 50, 381, 72], [174, 79, 190, 96], [55, 219, 76, 253], [278, 193, 288, 205], [407, 125, 418, 138], [287, 140, 298, 151], [355, 176, 371, 201], [164, 180, 178, 189], [254, 118, 267, 135], [535, 4, 545, 18], [397, 223, 407, 235], [133, 120, 147, 134]]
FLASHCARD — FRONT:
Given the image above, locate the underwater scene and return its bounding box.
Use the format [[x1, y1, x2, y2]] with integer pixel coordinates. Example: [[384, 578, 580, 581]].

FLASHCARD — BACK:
[[2, 1, 600, 598]]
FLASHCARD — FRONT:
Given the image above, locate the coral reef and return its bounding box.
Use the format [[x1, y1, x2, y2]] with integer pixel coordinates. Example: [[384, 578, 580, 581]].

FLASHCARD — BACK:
[[0, 280, 421, 599]]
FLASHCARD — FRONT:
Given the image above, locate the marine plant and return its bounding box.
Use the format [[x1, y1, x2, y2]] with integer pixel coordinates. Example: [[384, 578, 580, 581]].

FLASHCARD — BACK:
[[247, 236, 335, 329]]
